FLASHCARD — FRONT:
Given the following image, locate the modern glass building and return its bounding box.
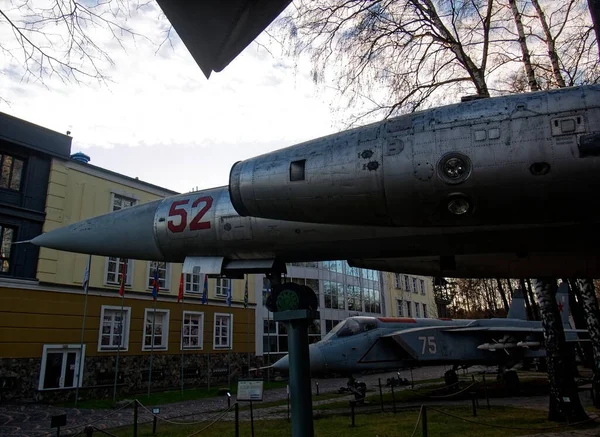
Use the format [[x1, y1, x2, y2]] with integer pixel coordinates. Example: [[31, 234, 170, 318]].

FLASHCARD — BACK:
[[253, 261, 386, 362]]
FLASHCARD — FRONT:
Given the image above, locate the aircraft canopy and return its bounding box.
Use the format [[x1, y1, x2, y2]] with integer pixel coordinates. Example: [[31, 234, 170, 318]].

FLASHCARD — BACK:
[[323, 318, 378, 341]]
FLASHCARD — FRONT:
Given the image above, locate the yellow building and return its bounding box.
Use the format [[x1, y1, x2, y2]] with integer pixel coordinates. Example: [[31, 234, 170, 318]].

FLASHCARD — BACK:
[[383, 273, 438, 319], [0, 123, 256, 402]]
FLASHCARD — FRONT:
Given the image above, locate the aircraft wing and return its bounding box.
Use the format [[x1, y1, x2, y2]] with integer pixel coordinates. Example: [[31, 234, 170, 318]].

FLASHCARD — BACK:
[[155, 0, 292, 78], [446, 327, 588, 334]]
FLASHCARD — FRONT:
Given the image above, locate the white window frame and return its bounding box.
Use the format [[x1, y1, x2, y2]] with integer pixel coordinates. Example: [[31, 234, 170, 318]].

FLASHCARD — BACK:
[[142, 308, 170, 351], [213, 312, 233, 350], [394, 274, 401, 289], [215, 277, 230, 298], [98, 305, 131, 352], [181, 311, 204, 350], [146, 261, 171, 291], [110, 192, 138, 212], [404, 275, 410, 291], [396, 299, 403, 317], [104, 257, 134, 287], [185, 273, 202, 294], [420, 279, 426, 295], [415, 302, 421, 318], [38, 344, 86, 391], [423, 304, 428, 318], [406, 301, 412, 317], [412, 278, 418, 293]]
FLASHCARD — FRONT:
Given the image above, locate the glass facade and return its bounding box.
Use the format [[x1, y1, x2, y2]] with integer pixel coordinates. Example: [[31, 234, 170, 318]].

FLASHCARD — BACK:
[[258, 261, 384, 359]]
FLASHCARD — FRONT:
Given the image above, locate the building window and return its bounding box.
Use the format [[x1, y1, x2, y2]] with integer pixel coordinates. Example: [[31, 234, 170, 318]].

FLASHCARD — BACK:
[[325, 319, 342, 333], [38, 344, 85, 390], [98, 306, 131, 351], [420, 279, 426, 295], [412, 278, 418, 293], [147, 262, 170, 290], [415, 302, 421, 318], [397, 299, 403, 317], [105, 257, 133, 286], [406, 301, 412, 317], [214, 313, 232, 349], [0, 225, 15, 273], [0, 153, 24, 191], [347, 285, 361, 311], [185, 273, 201, 293], [263, 320, 288, 357], [142, 309, 169, 351], [181, 311, 204, 350], [404, 275, 410, 291], [324, 281, 344, 309], [423, 304, 428, 318], [215, 278, 230, 298], [394, 274, 401, 289], [111, 193, 137, 211]]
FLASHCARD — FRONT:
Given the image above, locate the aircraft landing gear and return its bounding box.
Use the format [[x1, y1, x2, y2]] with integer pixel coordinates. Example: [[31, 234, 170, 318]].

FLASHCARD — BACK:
[[444, 368, 459, 386], [503, 370, 520, 393]]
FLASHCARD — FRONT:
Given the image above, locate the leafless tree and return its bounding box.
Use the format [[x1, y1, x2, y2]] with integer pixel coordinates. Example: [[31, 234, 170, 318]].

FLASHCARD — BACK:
[[274, 0, 507, 125], [0, 0, 171, 92]]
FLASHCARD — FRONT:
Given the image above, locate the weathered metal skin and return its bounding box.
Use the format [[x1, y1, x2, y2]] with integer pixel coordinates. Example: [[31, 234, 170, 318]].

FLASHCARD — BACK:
[[229, 85, 600, 227], [32, 185, 600, 278]]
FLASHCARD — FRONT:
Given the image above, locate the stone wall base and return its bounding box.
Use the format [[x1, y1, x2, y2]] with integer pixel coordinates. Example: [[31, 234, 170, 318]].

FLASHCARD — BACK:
[[0, 352, 259, 404]]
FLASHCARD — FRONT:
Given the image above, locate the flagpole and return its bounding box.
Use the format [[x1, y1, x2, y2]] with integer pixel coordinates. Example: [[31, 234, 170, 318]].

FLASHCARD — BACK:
[[112, 292, 125, 404], [266, 278, 271, 384], [244, 275, 250, 377], [227, 280, 232, 388], [180, 294, 185, 394], [148, 296, 157, 397], [75, 255, 92, 406], [112, 259, 127, 405], [148, 264, 159, 397]]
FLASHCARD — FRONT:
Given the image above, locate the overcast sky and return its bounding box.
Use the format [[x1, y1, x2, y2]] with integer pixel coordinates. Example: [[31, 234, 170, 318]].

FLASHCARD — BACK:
[[0, 2, 341, 193]]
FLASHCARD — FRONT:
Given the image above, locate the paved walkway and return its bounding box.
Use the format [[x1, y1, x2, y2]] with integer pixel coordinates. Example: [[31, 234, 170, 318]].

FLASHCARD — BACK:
[[0, 366, 597, 437]]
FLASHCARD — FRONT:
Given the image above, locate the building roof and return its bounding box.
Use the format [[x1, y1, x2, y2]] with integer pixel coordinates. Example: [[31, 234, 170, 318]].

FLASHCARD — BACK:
[[0, 112, 72, 159]]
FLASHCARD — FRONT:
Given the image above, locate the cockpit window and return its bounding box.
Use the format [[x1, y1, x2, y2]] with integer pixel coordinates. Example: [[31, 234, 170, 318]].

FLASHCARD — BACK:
[[322, 320, 345, 341], [363, 322, 377, 332], [337, 319, 361, 337]]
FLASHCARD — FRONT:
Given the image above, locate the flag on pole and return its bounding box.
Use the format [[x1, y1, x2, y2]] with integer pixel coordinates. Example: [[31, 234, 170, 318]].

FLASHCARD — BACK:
[[177, 273, 184, 302], [201, 274, 208, 304], [243, 276, 248, 308], [119, 259, 127, 297], [83, 255, 91, 291], [152, 264, 160, 300], [226, 280, 232, 307]]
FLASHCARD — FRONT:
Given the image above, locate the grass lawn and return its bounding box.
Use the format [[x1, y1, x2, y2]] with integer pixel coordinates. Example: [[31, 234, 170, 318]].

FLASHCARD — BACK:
[[110, 405, 597, 437], [63, 381, 290, 409]]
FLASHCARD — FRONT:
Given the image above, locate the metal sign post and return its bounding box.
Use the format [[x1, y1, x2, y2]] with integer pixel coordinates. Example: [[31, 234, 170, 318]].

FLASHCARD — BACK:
[[273, 309, 319, 437]]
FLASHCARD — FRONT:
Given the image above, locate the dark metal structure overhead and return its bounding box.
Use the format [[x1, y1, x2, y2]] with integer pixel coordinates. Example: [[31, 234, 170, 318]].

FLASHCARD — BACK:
[[156, 0, 293, 78]]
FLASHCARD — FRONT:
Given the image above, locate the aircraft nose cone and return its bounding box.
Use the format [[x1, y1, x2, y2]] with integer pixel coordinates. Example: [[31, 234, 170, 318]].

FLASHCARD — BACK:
[[309, 344, 325, 372], [272, 355, 289, 372], [31, 200, 165, 260]]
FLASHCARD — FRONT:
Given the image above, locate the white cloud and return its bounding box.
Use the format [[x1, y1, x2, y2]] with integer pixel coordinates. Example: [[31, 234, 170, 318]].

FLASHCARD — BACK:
[[0, 1, 340, 193]]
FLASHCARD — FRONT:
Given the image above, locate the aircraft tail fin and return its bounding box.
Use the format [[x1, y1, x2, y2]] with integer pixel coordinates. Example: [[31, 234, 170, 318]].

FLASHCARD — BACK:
[[507, 289, 526, 320]]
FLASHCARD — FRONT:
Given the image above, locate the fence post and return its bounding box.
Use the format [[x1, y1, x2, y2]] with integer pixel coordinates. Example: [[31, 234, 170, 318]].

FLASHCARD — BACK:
[[235, 403, 239, 437], [471, 392, 477, 417], [350, 401, 356, 427], [391, 384, 396, 414], [483, 374, 490, 409], [250, 401, 255, 437], [421, 406, 428, 437], [378, 378, 384, 412], [152, 414, 157, 435], [316, 381, 320, 396], [133, 400, 138, 437]]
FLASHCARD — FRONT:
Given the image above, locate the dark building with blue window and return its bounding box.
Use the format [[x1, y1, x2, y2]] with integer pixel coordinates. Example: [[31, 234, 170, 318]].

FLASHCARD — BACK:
[[0, 112, 72, 279]]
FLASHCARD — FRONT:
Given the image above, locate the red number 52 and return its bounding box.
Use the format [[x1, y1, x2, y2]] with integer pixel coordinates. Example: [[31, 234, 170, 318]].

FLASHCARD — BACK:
[[167, 196, 213, 233]]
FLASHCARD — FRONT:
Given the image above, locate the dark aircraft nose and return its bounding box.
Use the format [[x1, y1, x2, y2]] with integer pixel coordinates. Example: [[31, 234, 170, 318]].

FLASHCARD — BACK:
[[30, 199, 165, 260], [272, 344, 325, 372]]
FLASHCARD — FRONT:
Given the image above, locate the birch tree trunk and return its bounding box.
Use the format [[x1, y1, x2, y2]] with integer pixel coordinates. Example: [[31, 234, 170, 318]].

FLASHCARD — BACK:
[[574, 278, 600, 407], [533, 278, 588, 422], [566, 279, 594, 368], [508, 0, 540, 91], [526, 279, 540, 320], [530, 0, 567, 87]]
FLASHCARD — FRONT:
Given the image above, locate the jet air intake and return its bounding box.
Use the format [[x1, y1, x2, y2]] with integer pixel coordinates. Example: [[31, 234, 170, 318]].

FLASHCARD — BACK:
[[229, 85, 600, 227]]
